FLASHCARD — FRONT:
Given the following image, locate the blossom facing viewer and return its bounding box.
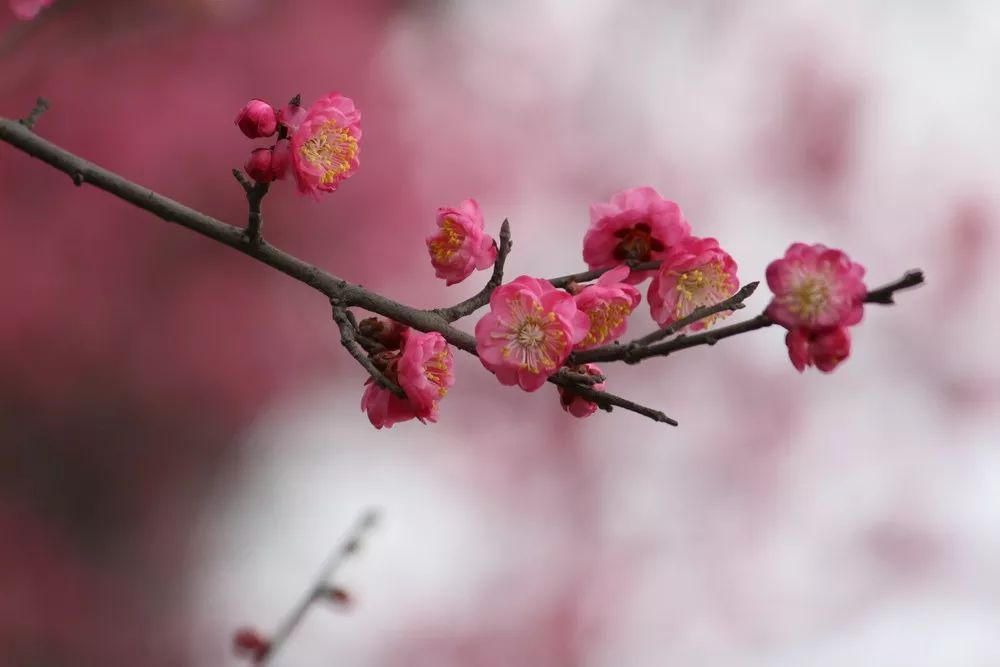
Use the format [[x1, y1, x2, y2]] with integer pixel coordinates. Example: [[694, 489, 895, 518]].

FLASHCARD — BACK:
[[765, 243, 867, 329], [426, 198, 497, 285], [558, 364, 606, 418], [290, 93, 362, 198], [361, 329, 454, 429], [647, 236, 740, 331], [10, 0, 54, 20], [573, 265, 641, 349], [583, 186, 691, 283], [475, 276, 590, 391], [234, 99, 278, 139], [785, 326, 851, 373]]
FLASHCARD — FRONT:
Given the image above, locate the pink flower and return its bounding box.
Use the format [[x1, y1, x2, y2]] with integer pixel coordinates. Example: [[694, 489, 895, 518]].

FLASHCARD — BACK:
[[785, 326, 851, 373], [558, 364, 606, 418], [290, 93, 361, 198], [270, 140, 290, 180], [573, 265, 641, 349], [583, 186, 692, 283], [234, 99, 278, 139], [765, 243, 867, 329], [9, 0, 53, 20], [647, 236, 740, 331], [475, 276, 590, 392], [361, 330, 454, 429], [426, 198, 498, 285]]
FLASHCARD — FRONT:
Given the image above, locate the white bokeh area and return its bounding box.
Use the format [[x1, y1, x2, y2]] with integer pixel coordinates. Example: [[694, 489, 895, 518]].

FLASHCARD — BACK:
[[191, 1, 1000, 665]]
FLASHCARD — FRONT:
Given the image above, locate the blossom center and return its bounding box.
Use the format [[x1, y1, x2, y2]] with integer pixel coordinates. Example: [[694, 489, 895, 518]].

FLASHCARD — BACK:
[[612, 222, 665, 261], [299, 120, 358, 185], [494, 300, 566, 373], [429, 218, 465, 262], [674, 261, 731, 322], [580, 301, 632, 347], [424, 350, 451, 398], [785, 275, 831, 322]]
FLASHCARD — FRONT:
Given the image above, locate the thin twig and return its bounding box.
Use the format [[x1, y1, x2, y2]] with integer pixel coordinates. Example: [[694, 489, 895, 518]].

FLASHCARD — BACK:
[[433, 219, 512, 322], [547, 260, 661, 289], [332, 303, 406, 398], [257, 509, 380, 666], [630, 281, 759, 347], [18, 97, 48, 130], [864, 269, 925, 304], [547, 374, 679, 425], [554, 369, 606, 385]]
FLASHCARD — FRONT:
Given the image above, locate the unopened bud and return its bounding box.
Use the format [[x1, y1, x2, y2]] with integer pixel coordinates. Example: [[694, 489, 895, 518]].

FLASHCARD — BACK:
[[232, 626, 271, 662], [245, 147, 276, 183], [235, 99, 278, 139]]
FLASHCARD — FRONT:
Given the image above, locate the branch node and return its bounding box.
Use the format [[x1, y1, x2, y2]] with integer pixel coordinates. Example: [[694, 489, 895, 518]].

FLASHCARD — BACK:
[[18, 97, 49, 130], [434, 218, 513, 322]]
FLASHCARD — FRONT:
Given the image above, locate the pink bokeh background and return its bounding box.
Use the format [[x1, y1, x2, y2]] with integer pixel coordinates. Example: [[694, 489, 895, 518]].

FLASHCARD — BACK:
[[2, 1, 999, 665]]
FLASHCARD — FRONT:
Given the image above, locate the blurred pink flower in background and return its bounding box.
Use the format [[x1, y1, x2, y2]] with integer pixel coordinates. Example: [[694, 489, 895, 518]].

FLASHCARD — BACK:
[[9, 0, 52, 20]]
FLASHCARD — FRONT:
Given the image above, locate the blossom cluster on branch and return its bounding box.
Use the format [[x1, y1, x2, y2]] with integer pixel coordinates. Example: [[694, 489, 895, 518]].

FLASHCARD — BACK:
[[0, 93, 925, 433]]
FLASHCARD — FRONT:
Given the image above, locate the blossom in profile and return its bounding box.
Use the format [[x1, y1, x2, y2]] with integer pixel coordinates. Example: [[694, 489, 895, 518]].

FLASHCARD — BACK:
[[785, 326, 851, 373], [290, 93, 362, 198], [573, 265, 641, 349], [647, 236, 740, 331], [558, 364, 606, 418], [765, 243, 867, 329], [234, 99, 278, 139], [361, 330, 454, 429], [10, 0, 54, 20], [475, 276, 590, 391], [583, 186, 691, 283], [426, 198, 497, 285]]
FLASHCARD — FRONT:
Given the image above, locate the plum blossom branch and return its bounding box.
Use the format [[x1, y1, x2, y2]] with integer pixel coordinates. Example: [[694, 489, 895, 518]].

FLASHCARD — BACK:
[[569, 271, 925, 366], [331, 303, 405, 398], [434, 218, 512, 322], [240, 509, 379, 665], [630, 280, 760, 347], [0, 113, 673, 424], [548, 259, 661, 289], [548, 373, 678, 425]]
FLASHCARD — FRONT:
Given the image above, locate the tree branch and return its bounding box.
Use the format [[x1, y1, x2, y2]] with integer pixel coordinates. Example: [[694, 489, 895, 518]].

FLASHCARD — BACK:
[[547, 260, 661, 289], [631, 280, 760, 347], [864, 269, 924, 304], [331, 303, 406, 398], [547, 374, 678, 425], [433, 218, 512, 322]]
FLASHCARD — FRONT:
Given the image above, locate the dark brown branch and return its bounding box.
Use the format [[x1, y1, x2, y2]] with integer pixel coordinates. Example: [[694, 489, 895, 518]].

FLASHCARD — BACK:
[[548, 260, 661, 289], [864, 269, 924, 304], [547, 374, 678, 425], [433, 219, 512, 322], [631, 280, 759, 347], [256, 509, 379, 666], [332, 303, 405, 397], [555, 369, 606, 385]]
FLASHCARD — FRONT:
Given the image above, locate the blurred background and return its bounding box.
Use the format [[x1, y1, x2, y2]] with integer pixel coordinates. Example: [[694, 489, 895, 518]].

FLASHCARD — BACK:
[[2, 0, 999, 665]]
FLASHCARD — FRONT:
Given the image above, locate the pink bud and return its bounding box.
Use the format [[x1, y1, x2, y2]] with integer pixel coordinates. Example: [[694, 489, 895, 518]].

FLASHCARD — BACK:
[[244, 148, 276, 183], [270, 140, 290, 180], [232, 627, 271, 661], [235, 99, 278, 139]]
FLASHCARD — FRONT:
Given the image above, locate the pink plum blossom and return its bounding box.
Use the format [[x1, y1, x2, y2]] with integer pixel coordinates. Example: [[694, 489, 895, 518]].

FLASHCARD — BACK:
[[573, 265, 641, 349], [9, 0, 53, 20], [558, 364, 606, 418], [361, 330, 454, 429], [475, 276, 590, 392], [765, 243, 867, 329], [290, 93, 362, 198], [426, 198, 498, 285], [234, 99, 278, 139], [785, 326, 851, 373], [244, 147, 277, 183], [583, 186, 692, 283], [647, 236, 740, 331]]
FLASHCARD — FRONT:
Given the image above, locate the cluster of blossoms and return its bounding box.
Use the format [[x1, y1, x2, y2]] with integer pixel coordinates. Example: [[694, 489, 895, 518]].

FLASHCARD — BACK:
[[9, 0, 52, 19], [234, 93, 361, 197], [765, 243, 867, 372]]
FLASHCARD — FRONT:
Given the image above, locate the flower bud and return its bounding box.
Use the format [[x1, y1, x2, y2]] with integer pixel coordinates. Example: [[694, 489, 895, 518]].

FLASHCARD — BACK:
[[232, 627, 271, 661], [244, 147, 276, 183], [235, 99, 278, 139], [270, 140, 291, 180], [358, 317, 407, 351]]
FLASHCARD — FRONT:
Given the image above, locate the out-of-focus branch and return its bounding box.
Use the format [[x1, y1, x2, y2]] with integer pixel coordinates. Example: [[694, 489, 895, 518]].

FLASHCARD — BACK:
[[433, 219, 512, 322], [243, 509, 380, 666]]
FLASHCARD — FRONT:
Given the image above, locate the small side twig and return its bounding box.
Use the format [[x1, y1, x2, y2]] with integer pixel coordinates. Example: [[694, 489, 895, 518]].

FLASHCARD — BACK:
[[864, 269, 924, 304], [434, 219, 513, 322], [255, 509, 380, 666], [332, 303, 406, 398], [548, 374, 678, 425], [554, 369, 606, 385], [631, 280, 760, 348], [547, 260, 661, 289], [17, 97, 49, 130]]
